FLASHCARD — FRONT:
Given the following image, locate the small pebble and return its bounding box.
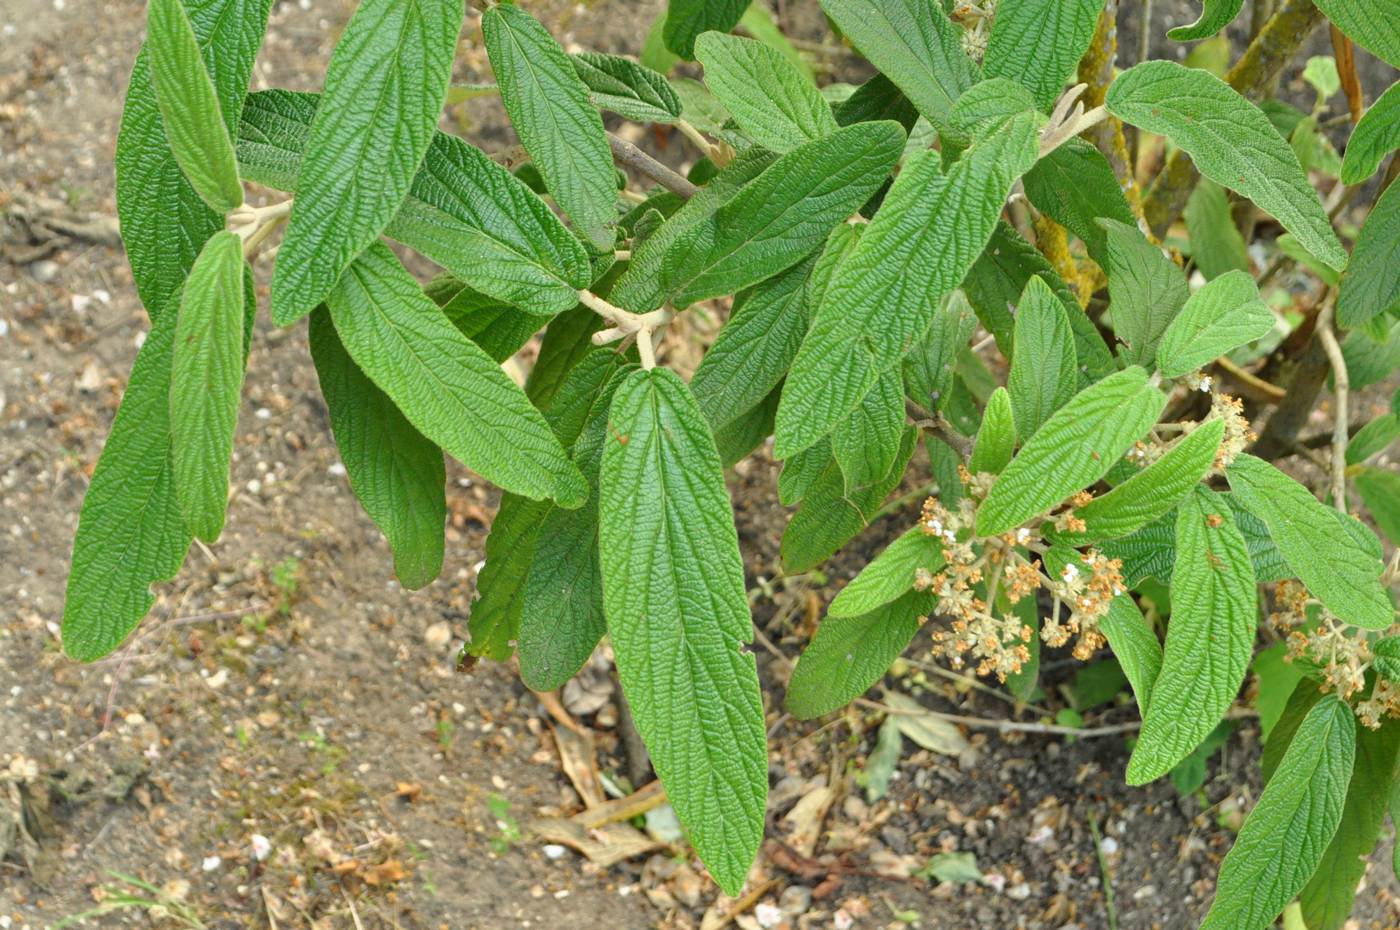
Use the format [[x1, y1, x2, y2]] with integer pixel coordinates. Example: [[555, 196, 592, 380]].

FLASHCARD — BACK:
[[28, 259, 59, 283], [542, 844, 566, 860], [201, 856, 222, 872]]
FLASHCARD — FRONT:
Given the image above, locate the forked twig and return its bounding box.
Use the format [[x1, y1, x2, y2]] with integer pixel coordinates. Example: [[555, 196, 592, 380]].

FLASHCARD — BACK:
[[1039, 83, 1109, 159]]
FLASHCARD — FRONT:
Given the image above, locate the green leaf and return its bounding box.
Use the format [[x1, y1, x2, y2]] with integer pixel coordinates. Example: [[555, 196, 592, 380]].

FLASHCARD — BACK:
[[325, 243, 586, 507], [832, 369, 907, 492], [1251, 644, 1307, 742], [1155, 269, 1274, 377], [833, 73, 920, 131], [1007, 276, 1077, 438], [308, 308, 445, 591], [1166, 0, 1244, 40], [270, 0, 463, 325], [1169, 720, 1234, 796], [518, 364, 631, 690], [1184, 179, 1251, 281], [609, 150, 775, 311], [1376, 637, 1400, 681], [818, 0, 975, 134], [526, 306, 603, 409], [1299, 720, 1400, 930], [1099, 219, 1190, 369], [117, 0, 272, 318], [713, 388, 780, 467], [692, 252, 818, 429], [1127, 487, 1256, 784], [1262, 680, 1326, 783], [781, 428, 918, 572], [1346, 412, 1400, 464], [829, 528, 945, 619], [1340, 80, 1400, 184], [1355, 466, 1400, 544], [968, 387, 1017, 475], [663, 0, 749, 59], [1062, 418, 1225, 544], [1342, 318, 1400, 390], [965, 222, 1117, 382], [237, 90, 591, 316], [468, 494, 550, 661], [483, 3, 616, 251], [905, 290, 978, 415], [776, 115, 1041, 458], [788, 591, 934, 718], [983, 0, 1104, 110], [169, 231, 245, 543], [429, 279, 540, 363], [145, 0, 244, 213], [1304, 56, 1342, 103], [1277, 232, 1341, 287], [1313, 0, 1400, 68], [63, 268, 255, 661], [695, 32, 836, 153], [859, 714, 903, 802], [1102, 513, 1177, 586], [572, 52, 682, 123], [598, 368, 766, 896], [1022, 139, 1135, 265], [1199, 696, 1356, 930], [1338, 180, 1400, 329], [1100, 595, 1161, 714], [975, 367, 1167, 537], [1106, 61, 1347, 271], [738, 3, 813, 81], [1226, 454, 1393, 629], [623, 123, 903, 309]]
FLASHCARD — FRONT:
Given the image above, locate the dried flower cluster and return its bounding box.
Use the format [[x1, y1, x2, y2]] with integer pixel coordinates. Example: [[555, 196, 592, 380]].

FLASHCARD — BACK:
[[1043, 550, 1126, 661], [1271, 580, 1400, 729]]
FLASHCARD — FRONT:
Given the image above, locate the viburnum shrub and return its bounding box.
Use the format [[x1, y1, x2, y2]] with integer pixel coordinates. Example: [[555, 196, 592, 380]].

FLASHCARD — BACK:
[[61, 0, 1400, 922]]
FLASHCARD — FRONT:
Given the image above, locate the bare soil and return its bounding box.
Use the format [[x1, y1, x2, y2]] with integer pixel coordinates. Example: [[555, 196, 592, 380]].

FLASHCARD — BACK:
[[2, 2, 1398, 929]]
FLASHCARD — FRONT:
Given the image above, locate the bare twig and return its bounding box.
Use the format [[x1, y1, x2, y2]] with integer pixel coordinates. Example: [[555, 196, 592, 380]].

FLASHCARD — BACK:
[[606, 132, 697, 199], [1314, 299, 1349, 511], [673, 118, 727, 165], [1089, 815, 1119, 930]]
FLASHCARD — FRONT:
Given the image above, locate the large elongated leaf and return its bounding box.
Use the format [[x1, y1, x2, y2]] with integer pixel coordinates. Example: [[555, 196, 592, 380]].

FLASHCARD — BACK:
[[63, 268, 255, 662], [1100, 596, 1161, 714], [775, 115, 1041, 458], [829, 528, 945, 619], [663, 0, 749, 59], [1022, 140, 1134, 265], [788, 591, 935, 719], [309, 308, 445, 590], [145, 0, 244, 213], [1166, 0, 1244, 40], [1340, 80, 1400, 184], [975, 367, 1167, 537], [169, 231, 245, 543], [598, 368, 766, 896], [1337, 180, 1400, 329], [237, 90, 590, 316], [270, 0, 463, 324], [905, 290, 978, 414], [572, 52, 681, 124], [1155, 269, 1274, 376], [833, 369, 907, 490], [517, 359, 632, 691], [1106, 61, 1347, 271], [117, 0, 272, 318], [468, 495, 550, 662], [325, 243, 586, 507], [484, 3, 616, 251], [1184, 180, 1251, 280], [1226, 454, 1393, 629], [691, 253, 817, 429], [1127, 487, 1256, 784], [968, 387, 1017, 475], [781, 429, 918, 572], [1060, 419, 1224, 544], [819, 0, 975, 134], [615, 122, 904, 310], [1299, 720, 1400, 930], [1199, 697, 1356, 930], [983, 0, 1104, 110], [1356, 467, 1400, 544], [1313, 0, 1400, 68], [1100, 219, 1189, 368], [696, 32, 835, 153], [1007, 276, 1077, 438]]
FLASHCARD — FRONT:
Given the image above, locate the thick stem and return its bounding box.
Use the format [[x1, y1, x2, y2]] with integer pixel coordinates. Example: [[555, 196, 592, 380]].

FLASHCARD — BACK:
[[230, 199, 294, 258], [607, 132, 697, 199], [577, 289, 673, 370], [1251, 325, 1331, 461], [1142, 0, 1326, 237]]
